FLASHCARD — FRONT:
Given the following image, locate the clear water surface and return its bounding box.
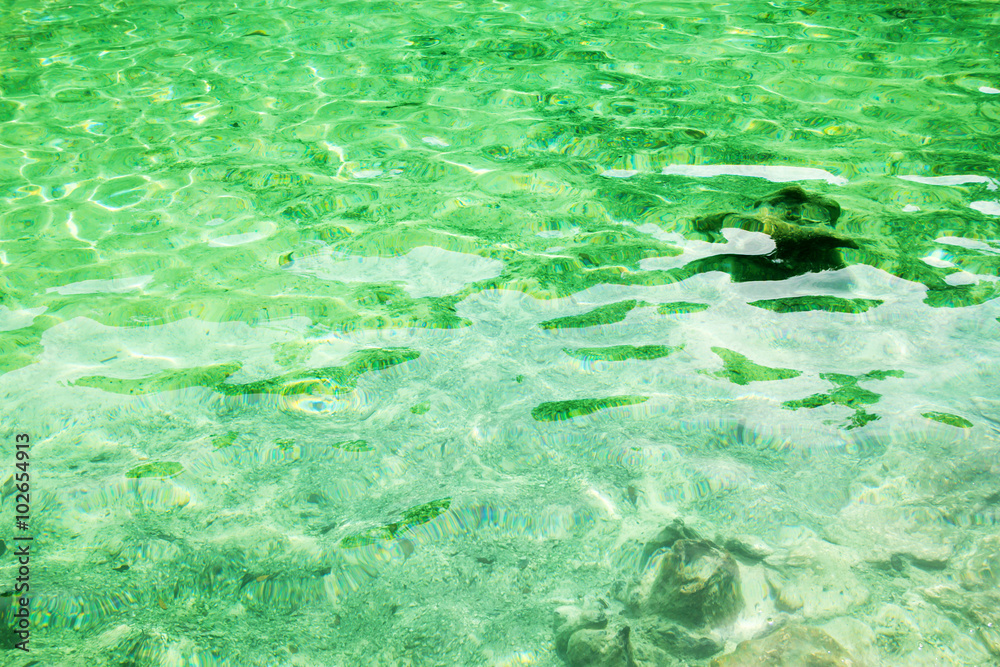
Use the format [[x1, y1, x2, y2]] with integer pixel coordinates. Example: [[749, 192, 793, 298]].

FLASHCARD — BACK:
[[1, 0, 1000, 664]]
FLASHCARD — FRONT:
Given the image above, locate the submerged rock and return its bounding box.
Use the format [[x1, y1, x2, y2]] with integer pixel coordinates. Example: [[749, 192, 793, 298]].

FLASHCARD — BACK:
[[752, 185, 842, 226], [554, 521, 738, 666], [764, 531, 869, 620], [560, 617, 724, 667], [957, 534, 1000, 590], [722, 535, 774, 562], [686, 185, 858, 282], [641, 618, 724, 659], [639, 519, 701, 568], [922, 584, 1000, 656], [554, 602, 609, 656], [711, 623, 861, 666], [565, 626, 636, 667], [628, 538, 743, 628], [820, 617, 878, 666]]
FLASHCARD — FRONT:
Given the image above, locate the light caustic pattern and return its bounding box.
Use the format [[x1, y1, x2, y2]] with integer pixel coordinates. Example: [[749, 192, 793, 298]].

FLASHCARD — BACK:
[[1, 0, 1000, 664]]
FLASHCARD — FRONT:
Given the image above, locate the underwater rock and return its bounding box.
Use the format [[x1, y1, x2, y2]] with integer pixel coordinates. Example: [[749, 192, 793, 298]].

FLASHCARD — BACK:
[[680, 184, 1000, 307], [554, 602, 609, 656], [752, 185, 842, 226], [639, 518, 701, 568], [771, 577, 804, 613], [565, 626, 635, 667], [871, 604, 922, 657], [722, 535, 773, 562], [641, 618, 724, 659], [560, 620, 723, 667], [628, 538, 742, 628], [764, 531, 868, 620], [711, 623, 860, 666], [979, 627, 1000, 658], [956, 534, 1000, 590], [556, 521, 737, 667], [894, 546, 950, 571], [921, 585, 1000, 656], [827, 458, 954, 571], [555, 521, 735, 666], [687, 185, 858, 281], [916, 535, 1000, 656], [820, 617, 878, 666]]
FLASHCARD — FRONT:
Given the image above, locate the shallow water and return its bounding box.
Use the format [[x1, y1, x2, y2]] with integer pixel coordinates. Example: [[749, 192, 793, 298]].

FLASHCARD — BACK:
[[1, 0, 999, 664]]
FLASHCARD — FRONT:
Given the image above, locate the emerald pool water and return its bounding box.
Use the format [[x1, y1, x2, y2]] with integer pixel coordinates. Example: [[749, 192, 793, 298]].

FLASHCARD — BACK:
[[1, 0, 1000, 664]]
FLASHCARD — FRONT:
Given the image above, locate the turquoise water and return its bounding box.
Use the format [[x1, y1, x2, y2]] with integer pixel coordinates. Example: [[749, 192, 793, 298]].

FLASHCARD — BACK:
[[1, 0, 1000, 664]]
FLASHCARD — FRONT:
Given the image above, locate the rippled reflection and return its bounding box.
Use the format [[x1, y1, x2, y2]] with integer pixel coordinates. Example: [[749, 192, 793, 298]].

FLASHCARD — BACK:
[[2, 0, 1000, 663]]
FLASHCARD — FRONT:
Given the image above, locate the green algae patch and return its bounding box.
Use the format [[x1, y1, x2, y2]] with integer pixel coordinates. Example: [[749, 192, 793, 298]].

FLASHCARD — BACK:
[[748, 296, 883, 314], [539, 300, 638, 329], [563, 344, 680, 362], [400, 498, 451, 526], [863, 369, 904, 381], [571, 234, 682, 270], [923, 281, 1000, 309], [657, 301, 709, 315], [922, 412, 973, 428], [340, 498, 451, 548], [125, 461, 183, 479], [73, 349, 420, 398], [711, 347, 801, 385], [469, 225, 686, 298], [216, 347, 420, 397], [847, 410, 881, 429], [0, 316, 56, 376], [410, 402, 430, 415], [73, 362, 243, 395], [331, 439, 373, 452], [212, 431, 239, 449], [531, 396, 648, 422], [340, 527, 395, 548], [784, 370, 903, 429]]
